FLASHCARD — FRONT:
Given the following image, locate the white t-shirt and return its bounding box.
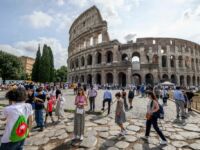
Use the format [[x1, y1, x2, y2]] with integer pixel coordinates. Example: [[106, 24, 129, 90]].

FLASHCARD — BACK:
[[1, 103, 33, 143]]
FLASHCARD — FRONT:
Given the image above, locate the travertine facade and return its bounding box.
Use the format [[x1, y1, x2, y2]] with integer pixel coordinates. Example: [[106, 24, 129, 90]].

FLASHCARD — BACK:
[[20, 56, 35, 76], [67, 6, 200, 87]]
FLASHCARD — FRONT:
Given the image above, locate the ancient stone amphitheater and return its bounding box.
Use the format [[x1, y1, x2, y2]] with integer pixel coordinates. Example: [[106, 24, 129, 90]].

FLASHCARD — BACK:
[[67, 6, 200, 87]]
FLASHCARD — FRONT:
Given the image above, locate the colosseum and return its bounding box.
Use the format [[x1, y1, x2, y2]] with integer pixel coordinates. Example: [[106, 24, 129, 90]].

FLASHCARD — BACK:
[[67, 6, 200, 87]]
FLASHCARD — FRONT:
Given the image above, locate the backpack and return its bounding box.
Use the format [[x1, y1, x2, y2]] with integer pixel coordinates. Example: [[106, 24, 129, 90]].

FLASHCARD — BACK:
[[10, 115, 29, 142], [150, 101, 164, 119]]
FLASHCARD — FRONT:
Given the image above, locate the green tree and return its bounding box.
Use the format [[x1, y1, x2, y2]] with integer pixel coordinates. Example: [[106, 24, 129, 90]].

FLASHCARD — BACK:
[[32, 46, 41, 82], [48, 46, 54, 82], [55, 66, 68, 82], [40, 44, 51, 82], [0, 51, 24, 83]]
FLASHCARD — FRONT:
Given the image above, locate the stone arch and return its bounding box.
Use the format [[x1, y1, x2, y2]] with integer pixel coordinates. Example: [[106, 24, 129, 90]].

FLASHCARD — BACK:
[[185, 56, 190, 68], [152, 55, 158, 64], [180, 75, 185, 86], [132, 74, 141, 85], [187, 75, 191, 86], [118, 72, 126, 87], [75, 75, 79, 83], [80, 75, 84, 83], [106, 51, 113, 63], [192, 75, 196, 86], [75, 58, 79, 68], [87, 74, 92, 85], [191, 58, 195, 70], [162, 74, 169, 82], [145, 73, 154, 86], [81, 56, 85, 66], [98, 34, 102, 44], [178, 56, 183, 67], [171, 74, 177, 84], [106, 73, 113, 85], [162, 55, 167, 67], [96, 52, 102, 64], [96, 73, 101, 85], [121, 53, 128, 61], [87, 54, 93, 65], [132, 52, 140, 62], [170, 55, 175, 68]]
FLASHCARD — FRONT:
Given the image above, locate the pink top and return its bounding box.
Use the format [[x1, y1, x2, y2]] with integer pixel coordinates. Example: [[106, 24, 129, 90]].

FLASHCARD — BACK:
[[75, 96, 85, 106]]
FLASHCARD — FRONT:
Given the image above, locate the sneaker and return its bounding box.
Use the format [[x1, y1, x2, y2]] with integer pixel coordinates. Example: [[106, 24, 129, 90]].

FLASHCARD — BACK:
[[80, 135, 84, 141], [160, 140, 168, 145], [130, 106, 133, 109], [141, 136, 149, 140], [38, 127, 43, 132], [101, 108, 104, 111], [33, 126, 40, 129]]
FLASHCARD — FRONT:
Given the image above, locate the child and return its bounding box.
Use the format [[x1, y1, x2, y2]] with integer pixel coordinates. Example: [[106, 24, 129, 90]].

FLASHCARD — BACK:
[[44, 97, 55, 126], [115, 92, 127, 136], [0, 87, 33, 150]]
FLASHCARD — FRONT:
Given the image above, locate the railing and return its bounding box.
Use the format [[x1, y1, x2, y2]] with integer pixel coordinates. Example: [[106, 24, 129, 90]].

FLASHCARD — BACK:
[[169, 92, 200, 113]]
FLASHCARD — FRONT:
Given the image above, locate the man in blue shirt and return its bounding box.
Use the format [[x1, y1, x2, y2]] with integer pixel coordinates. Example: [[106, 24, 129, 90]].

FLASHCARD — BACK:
[[101, 87, 112, 115], [173, 86, 186, 119]]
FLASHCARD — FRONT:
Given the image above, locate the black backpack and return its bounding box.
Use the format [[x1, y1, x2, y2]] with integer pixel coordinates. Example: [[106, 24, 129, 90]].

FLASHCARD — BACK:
[[150, 101, 164, 119]]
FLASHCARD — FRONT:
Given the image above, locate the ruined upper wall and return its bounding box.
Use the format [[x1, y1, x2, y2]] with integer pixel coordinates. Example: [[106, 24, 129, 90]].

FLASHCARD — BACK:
[[69, 6, 109, 43]]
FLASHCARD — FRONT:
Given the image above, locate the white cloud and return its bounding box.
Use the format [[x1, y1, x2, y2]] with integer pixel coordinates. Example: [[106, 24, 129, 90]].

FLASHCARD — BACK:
[[0, 37, 67, 68], [57, 0, 65, 6], [24, 11, 53, 28], [124, 33, 137, 41]]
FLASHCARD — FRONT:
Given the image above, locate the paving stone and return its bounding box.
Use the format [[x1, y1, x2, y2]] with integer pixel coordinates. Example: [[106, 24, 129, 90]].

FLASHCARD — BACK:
[[43, 142, 58, 150], [66, 126, 73, 133], [126, 125, 140, 132], [190, 143, 200, 150], [178, 131, 200, 139], [85, 122, 97, 127], [93, 119, 108, 125], [32, 137, 49, 146], [99, 132, 109, 139], [54, 129, 66, 137], [125, 135, 137, 142], [184, 124, 200, 132], [171, 141, 188, 148], [104, 140, 115, 147], [169, 134, 185, 140], [132, 143, 143, 150], [58, 133, 68, 139], [44, 130, 55, 138], [94, 126, 109, 132], [109, 130, 120, 136], [80, 136, 97, 148], [162, 145, 176, 150], [85, 130, 97, 137], [115, 141, 129, 149], [107, 147, 119, 150], [24, 146, 39, 150]]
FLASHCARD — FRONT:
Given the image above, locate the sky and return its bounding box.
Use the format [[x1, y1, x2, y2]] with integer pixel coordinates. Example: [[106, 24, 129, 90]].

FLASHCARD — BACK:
[[0, 0, 200, 68]]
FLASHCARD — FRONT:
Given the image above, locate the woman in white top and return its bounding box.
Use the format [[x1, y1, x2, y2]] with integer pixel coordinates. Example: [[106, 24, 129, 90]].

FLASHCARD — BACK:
[[55, 90, 65, 121]]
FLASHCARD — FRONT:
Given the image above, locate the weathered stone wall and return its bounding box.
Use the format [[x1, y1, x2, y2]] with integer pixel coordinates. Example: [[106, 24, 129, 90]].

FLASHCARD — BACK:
[[67, 6, 200, 87]]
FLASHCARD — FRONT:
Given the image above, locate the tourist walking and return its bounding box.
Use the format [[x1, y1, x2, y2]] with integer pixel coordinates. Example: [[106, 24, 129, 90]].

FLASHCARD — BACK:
[[34, 87, 46, 131], [0, 87, 33, 150], [101, 87, 112, 115], [141, 91, 167, 145], [73, 88, 87, 141], [121, 89, 128, 111], [162, 88, 168, 106], [173, 87, 186, 119], [186, 89, 195, 112], [153, 85, 160, 100], [44, 97, 55, 126], [115, 92, 127, 136], [87, 85, 97, 112], [55, 90, 65, 121], [128, 88, 134, 109]]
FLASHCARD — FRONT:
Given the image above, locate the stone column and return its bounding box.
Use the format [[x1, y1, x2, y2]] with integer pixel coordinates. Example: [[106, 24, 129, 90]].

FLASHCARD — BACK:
[[127, 68, 132, 85], [102, 30, 109, 43], [113, 45, 119, 63], [92, 73, 95, 85], [102, 50, 106, 65], [176, 74, 180, 86], [158, 46, 162, 69], [93, 34, 98, 46], [92, 52, 96, 66], [113, 69, 117, 85], [101, 70, 105, 85], [167, 56, 171, 72]]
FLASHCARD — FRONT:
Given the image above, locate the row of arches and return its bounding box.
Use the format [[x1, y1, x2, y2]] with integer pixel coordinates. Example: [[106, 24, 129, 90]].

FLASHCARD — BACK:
[[71, 73, 200, 87]]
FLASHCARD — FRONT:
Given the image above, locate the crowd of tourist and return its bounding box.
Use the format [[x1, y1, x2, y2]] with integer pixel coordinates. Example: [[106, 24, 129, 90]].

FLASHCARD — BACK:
[[0, 82, 197, 149]]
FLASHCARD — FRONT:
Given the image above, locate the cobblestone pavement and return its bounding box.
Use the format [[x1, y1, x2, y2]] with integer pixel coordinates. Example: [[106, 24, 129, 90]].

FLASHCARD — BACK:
[[0, 89, 200, 150]]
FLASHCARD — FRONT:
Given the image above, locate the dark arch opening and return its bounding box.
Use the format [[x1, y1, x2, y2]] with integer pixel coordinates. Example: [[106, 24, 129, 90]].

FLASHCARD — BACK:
[[87, 74, 92, 85], [106, 73, 113, 85], [96, 73, 101, 85], [121, 53, 128, 61], [96, 52, 102, 64], [81, 57, 85, 66], [87, 55, 92, 65], [132, 74, 141, 86], [106, 51, 113, 63], [187, 75, 191, 86], [118, 72, 126, 87], [145, 73, 154, 86], [170, 55, 175, 68], [162, 74, 169, 82], [171, 74, 177, 84], [180, 75, 184, 86], [162, 55, 167, 67]]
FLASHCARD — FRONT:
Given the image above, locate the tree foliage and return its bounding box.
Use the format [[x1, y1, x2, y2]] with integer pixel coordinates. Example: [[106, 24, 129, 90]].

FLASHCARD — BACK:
[[32, 44, 55, 82], [32, 46, 41, 82], [0, 51, 25, 83], [54, 66, 68, 82]]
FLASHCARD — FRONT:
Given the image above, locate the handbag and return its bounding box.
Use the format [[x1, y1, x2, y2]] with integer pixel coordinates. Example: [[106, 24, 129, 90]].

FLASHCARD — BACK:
[[146, 113, 152, 120]]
